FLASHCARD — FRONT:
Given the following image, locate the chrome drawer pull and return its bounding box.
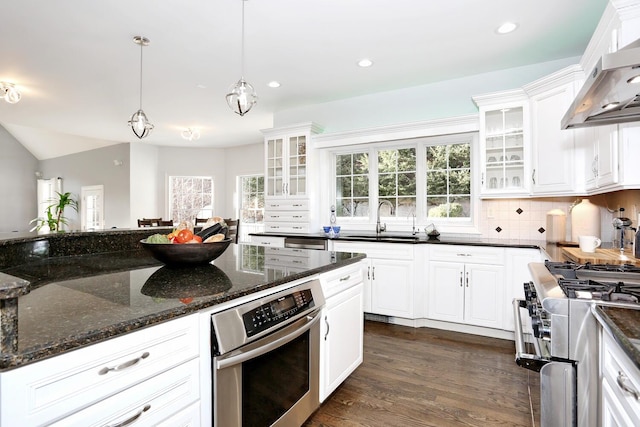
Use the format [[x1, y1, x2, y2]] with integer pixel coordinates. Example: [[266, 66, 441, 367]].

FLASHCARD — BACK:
[[324, 315, 330, 341], [105, 404, 151, 427], [339, 275, 351, 282], [617, 371, 640, 400], [456, 253, 472, 257], [98, 352, 150, 375]]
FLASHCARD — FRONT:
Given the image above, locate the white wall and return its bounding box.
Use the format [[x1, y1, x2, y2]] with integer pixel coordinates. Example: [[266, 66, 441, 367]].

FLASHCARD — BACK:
[[130, 143, 159, 227], [223, 143, 264, 218], [0, 125, 39, 232]]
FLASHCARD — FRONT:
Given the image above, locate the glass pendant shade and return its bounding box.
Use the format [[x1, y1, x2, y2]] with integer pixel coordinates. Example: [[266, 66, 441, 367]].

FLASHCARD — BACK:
[[1, 82, 21, 104], [128, 109, 154, 139], [226, 78, 257, 116]]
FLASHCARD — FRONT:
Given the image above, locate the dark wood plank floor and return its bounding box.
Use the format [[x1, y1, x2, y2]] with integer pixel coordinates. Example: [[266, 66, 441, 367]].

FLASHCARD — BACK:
[[305, 321, 539, 427]]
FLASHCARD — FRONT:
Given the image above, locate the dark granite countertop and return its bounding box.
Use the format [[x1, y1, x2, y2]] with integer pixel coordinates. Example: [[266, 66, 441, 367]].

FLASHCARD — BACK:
[[250, 231, 546, 249], [593, 305, 640, 370], [0, 232, 365, 371]]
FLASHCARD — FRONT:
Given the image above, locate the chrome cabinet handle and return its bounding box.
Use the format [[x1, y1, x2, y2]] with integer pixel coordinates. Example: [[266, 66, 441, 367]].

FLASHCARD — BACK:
[[324, 315, 330, 341], [465, 271, 469, 287], [367, 266, 370, 280], [372, 266, 375, 280], [104, 404, 151, 427], [459, 272, 463, 287], [456, 253, 471, 257], [617, 371, 640, 400], [339, 275, 351, 282], [532, 168, 536, 185], [98, 352, 150, 375]]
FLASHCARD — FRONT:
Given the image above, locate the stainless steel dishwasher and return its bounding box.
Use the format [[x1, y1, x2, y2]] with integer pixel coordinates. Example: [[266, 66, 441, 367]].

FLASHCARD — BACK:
[[284, 237, 328, 250]]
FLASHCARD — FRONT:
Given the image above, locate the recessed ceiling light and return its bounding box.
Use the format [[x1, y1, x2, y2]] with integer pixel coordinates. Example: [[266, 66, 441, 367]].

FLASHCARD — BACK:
[[496, 22, 518, 34], [357, 58, 373, 68], [267, 81, 281, 88], [196, 84, 207, 89], [628, 75, 640, 84]]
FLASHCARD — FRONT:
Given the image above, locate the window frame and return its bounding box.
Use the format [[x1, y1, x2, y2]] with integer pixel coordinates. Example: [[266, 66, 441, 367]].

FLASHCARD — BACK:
[[167, 175, 214, 224], [327, 132, 479, 233]]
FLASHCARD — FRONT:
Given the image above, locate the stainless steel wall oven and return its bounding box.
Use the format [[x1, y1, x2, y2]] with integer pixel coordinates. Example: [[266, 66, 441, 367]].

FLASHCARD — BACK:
[[211, 279, 325, 427]]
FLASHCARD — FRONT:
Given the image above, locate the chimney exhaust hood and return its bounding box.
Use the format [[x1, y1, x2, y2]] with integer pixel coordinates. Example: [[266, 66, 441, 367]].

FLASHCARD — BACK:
[[561, 38, 640, 129]]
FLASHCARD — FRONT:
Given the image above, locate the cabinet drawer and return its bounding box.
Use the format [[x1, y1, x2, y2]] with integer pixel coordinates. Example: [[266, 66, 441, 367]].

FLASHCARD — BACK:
[[332, 241, 414, 260], [265, 247, 312, 258], [602, 331, 640, 422], [265, 199, 310, 211], [265, 222, 310, 234], [265, 211, 310, 222], [320, 262, 364, 299], [0, 315, 199, 426], [51, 359, 200, 426], [429, 245, 504, 264]]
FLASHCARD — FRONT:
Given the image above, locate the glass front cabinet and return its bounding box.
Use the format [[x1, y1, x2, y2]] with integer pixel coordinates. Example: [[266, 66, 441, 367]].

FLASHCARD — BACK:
[[474, 90, 530, 197]]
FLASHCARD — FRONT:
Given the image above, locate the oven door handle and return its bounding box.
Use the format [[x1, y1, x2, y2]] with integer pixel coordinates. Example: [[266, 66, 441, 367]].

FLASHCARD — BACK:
[[513, 298, 548, 372], [216, 309, 322, 370]]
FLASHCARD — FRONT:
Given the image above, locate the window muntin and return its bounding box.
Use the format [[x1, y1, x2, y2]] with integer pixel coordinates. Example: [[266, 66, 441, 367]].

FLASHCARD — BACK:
[[335, 152, 369, 218], [425, 143, 471, 218], [169, 176, 213, 223]]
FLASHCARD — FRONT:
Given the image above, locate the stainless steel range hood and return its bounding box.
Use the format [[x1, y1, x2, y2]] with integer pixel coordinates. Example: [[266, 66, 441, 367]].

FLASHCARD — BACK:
[[561, 38, 640, 129]]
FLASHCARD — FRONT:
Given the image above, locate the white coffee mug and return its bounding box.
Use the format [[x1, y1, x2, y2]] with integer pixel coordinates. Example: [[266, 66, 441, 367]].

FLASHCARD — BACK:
[[579, 235, 601, 253]]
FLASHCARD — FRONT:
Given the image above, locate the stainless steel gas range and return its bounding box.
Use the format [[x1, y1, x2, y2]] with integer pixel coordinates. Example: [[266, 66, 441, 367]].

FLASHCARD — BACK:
[[513, 260, 640, 427]]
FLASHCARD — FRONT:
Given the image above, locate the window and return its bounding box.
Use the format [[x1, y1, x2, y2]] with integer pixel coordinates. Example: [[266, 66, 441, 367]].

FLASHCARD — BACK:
[[240, 175, 264, 224], [425, 142, 471, 219], [378, 148, 416, 217], [335, 152, 369, 217], [331, 134, 473, 224], [169, 176, 213, 223]]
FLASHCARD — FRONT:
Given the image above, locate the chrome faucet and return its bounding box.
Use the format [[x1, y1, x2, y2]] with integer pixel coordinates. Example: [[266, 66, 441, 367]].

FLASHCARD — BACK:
[[376, 200, 395, 234]]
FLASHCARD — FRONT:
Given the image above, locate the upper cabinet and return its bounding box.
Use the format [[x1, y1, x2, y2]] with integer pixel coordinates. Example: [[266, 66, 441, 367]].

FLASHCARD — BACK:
[[473, 90, 530, 198], [524, 65, 584, 196], [261, 123, 323, 234]]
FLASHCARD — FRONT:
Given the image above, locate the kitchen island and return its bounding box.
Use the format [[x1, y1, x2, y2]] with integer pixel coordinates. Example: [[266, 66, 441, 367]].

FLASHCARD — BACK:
[[0, 230, 365, 370]]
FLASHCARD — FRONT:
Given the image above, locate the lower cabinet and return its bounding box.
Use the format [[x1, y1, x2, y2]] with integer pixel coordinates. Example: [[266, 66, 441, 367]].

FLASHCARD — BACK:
[[332, 242, 415, 318], [319, 282, 364, 402], [600, 328, 640, 426], [0, 314, 200, 426], [428, 245, 505, 329]]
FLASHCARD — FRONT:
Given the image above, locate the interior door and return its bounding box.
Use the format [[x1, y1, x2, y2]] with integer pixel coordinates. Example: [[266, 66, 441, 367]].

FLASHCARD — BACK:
[[81, 185, 104, 230], [36, 178, 62, 232]]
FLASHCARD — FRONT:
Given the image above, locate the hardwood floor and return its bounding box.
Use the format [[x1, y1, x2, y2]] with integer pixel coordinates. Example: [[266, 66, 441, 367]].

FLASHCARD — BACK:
[[306, 321, 539, 427]]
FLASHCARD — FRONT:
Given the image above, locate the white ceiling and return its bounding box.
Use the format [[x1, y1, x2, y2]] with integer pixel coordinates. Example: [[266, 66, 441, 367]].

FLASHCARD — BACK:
[[0, 0, 608, 160]]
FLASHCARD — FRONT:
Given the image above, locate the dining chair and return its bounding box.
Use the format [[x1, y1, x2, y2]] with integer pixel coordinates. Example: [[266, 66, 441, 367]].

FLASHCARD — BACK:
[[137, 219, 153, 227], [195, 218, 209, 225], [158, 220, 174, 226], [224, 219, 240, 244], [143, 218, 161, 226]]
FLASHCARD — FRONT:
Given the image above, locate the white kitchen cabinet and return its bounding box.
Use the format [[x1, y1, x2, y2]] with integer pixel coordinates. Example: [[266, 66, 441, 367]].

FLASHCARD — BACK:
[[583, 124, 620, 190], [0, 314, 200, 426], [473, 90, 530, 198], [428, 245, 505, 329], [600, 327, 640, 426], [319, 262, 364, 402], [332, 241, 415, 318], [261, 123, 323, 234], [249, 234, 285, 247], [525, 65, 584, 195]]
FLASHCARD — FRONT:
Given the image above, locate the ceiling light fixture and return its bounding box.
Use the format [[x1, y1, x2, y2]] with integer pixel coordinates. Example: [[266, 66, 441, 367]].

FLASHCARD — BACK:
[[496, 22, 518, 34], [357, 58, 373, 68], [1, 82, 21, 104], [182, 128, 201, 141], [128, 36, 154, 139], [267, 81, 281, 88], [226, 0, 257, 116]]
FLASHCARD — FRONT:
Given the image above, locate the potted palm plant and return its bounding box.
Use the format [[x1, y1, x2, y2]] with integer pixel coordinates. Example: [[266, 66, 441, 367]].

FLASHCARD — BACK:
[[30, 191, 79, 232]]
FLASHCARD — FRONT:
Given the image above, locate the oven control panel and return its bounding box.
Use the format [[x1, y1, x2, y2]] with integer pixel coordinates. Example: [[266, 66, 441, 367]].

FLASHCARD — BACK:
[[242, 289, 315, 337]]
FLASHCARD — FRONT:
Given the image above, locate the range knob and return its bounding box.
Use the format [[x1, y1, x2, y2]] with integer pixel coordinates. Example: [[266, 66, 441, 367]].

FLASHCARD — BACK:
[[524, 282, 537, 301], [527, 302, 538, 316], [531, 316, 543, 338]]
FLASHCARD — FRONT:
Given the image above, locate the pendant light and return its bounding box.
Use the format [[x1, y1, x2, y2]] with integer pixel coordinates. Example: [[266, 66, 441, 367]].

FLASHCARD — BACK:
[[226, 0, 257, 116], [128, 36, 154, 139]]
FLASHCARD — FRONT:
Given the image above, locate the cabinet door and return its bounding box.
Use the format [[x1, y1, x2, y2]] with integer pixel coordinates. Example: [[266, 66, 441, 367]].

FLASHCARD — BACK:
[[464, 263, 504, 329], [320, 283, 364, 402], [266, 137, 285, 197], [427, 261, 464, 323], [478, 100, 529, 196], [370, 258, 414, 318], [594, 124, 619, 188], [530, 83, 577, 195], [287, 135, 307, 196]]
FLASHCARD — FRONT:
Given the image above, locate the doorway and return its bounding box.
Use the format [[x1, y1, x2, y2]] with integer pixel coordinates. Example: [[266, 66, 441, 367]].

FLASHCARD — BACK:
[[81, 185, 104, 230]]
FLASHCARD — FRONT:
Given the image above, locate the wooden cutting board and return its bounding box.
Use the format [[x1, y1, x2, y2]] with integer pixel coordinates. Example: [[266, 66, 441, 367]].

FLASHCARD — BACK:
[[561, 247, 640, 265]]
